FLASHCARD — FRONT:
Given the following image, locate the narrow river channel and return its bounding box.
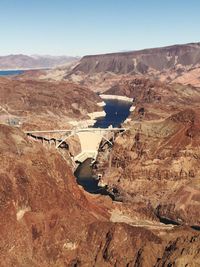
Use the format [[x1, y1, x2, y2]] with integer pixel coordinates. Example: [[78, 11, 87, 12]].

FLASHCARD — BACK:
[[74, 99, 132, 195]]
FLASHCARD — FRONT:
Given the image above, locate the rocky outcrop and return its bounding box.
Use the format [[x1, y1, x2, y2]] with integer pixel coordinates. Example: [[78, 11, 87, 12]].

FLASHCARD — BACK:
[[0, 77, 102, 129], [105, 77, 166, 102], [95, 79, 200, 227], [0, 124, 200, 266], [100, 110, 200, 225], [0, 124, 108, 266], [78, 222, 163, 266], [106, 77, 200, 107], [60, 42, 200, 90], [72, 43, 200, 75], [155, 233, 200, 267], [33, 42, 200, 91]]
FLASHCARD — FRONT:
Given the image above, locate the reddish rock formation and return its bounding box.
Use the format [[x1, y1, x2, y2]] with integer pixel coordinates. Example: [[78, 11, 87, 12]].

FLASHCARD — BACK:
[[0, 77, 102, 129], [106, 77, 200, 108], [0, 124, 199, 266], [96, 79, 200, 227], [1, 58, 200, 264], [0, 124, 108, 266]]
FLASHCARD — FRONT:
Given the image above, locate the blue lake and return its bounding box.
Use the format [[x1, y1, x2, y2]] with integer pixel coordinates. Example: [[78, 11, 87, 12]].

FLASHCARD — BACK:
[[94, 99, 132, 128], [0, 70, 24, 76]]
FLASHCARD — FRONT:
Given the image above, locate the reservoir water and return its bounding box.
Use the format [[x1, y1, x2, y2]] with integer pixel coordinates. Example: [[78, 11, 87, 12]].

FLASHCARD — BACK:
[[75, 99, 132, 195], [0, 70, 24, 76], [94, 99, 132, 128]]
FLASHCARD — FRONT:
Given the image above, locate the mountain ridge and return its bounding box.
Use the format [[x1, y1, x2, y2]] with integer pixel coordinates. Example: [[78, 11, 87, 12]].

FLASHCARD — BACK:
[[0, 54, 79, 70], [72, 42, 200, 75], [81, 42, 200, 58]]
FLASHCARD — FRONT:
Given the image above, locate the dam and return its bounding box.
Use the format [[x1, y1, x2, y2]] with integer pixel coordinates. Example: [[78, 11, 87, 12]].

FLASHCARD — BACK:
[[26, 127, 126, 163], [75, 98, 133, 194], [25, 97, 133, 195]]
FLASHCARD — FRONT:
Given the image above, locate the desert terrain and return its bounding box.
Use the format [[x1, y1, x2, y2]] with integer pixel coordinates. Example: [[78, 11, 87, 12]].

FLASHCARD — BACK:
[[0, 43, 200, 266]]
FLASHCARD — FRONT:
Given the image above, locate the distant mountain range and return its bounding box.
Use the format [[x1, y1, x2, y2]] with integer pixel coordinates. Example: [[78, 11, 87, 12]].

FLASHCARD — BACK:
[[0, 54, 79, 70], [64, 42, 200, 90], [12, 42, 200, 90], [73, 42, 200, 74]]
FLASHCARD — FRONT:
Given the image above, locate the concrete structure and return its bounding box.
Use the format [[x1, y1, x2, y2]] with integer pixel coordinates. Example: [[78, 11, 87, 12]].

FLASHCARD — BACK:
[[25, 127, 127, 163], [74, 130, 103, 162]]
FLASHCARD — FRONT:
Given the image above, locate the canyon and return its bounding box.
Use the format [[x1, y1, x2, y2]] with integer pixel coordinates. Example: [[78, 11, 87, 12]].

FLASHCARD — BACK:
[[95, 78, 200, 226], [0, 42, 200, 266], [0, 124, 200, 266]]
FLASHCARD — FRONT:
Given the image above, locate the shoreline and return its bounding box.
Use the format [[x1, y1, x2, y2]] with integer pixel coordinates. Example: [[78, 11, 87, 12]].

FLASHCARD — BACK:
[[88, 110, 106, 120], [100, 94, 133, 102], [0, 67, 51, 71], [97, 101, 106, 107], [69, 109, 106, 128], [69, 97, 135, 129]]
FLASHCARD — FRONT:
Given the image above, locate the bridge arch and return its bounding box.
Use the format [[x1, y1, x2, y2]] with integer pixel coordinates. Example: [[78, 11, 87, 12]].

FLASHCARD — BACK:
[[25, 127, 127, 163]]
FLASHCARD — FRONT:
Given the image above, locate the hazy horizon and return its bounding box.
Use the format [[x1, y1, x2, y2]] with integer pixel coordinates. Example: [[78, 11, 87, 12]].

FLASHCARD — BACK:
[[1, 40, 200, 58], [1, 0, 200, 56]]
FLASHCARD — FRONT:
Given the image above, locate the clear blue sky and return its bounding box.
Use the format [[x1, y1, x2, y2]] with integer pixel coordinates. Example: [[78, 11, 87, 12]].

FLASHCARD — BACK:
[[0, 0, 199, 56]]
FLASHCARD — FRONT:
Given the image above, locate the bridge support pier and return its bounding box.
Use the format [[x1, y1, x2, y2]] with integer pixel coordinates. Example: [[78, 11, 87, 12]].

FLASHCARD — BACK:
[[25, 127, 128, 162]]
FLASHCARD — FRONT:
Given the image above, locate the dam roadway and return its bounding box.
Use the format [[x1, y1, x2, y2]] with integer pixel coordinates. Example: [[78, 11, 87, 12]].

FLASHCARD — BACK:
[[24, 127, 126, 134]]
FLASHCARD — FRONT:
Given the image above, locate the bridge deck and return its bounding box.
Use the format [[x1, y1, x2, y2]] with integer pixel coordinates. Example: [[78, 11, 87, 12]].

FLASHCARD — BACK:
[[25, 127, 128, 134], [25, 127, 128, 155]]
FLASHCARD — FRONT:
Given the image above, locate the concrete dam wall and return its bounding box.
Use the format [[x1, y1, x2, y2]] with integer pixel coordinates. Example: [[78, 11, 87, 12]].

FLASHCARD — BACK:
[[74, 131, 105, 163]]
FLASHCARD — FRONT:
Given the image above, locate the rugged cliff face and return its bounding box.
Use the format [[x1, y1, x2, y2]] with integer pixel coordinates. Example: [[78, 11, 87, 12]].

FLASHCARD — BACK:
[[72, 43, 200, 75], [0, 124, 200, 266], [96, 78, 200, 227], [75, 223, 200, 266], [105, 77, 200, 106], [1, 43, 200, 265], [62, 42, 200, 91], [26, 42, 200, 92], [0, 77, 102, 129], [0, 124, 108, 266]]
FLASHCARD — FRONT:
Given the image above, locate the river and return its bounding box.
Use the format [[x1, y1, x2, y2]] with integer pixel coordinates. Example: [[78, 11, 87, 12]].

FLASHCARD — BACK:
[[74, 99, 132, 195]]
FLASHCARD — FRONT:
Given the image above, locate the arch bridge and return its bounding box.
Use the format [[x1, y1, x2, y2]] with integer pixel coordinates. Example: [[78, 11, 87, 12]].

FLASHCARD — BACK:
[[25, 127, 128, 163]]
